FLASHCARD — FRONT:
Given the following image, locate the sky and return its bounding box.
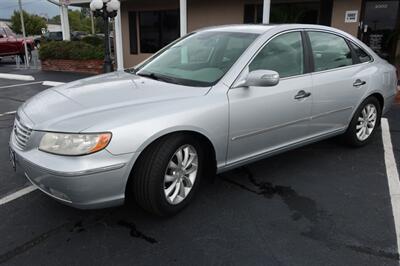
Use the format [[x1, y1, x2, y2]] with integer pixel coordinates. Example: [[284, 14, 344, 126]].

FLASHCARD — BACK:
[[0, 0, 67, 20]]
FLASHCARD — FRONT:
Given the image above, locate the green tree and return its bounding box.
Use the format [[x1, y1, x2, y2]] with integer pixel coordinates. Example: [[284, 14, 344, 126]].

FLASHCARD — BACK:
[[10, 10, 47, 36], [48, 8, 104, 34], [48, 15, 60, 24], [68, 9, 92, 33]]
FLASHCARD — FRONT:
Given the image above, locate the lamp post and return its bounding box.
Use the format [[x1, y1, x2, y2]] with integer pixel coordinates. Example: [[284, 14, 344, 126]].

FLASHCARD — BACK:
[[90, 0, 120, 73]]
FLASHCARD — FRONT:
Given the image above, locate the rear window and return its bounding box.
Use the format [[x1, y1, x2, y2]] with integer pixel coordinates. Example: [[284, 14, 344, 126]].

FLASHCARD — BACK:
[[349, 42, 372, 63], [0, 28, 6, 37], [4, 27, 15, 37]]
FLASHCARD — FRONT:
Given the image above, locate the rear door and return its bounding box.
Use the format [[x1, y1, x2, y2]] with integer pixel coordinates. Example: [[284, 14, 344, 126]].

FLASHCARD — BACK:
[[306, 31, 372, 136]]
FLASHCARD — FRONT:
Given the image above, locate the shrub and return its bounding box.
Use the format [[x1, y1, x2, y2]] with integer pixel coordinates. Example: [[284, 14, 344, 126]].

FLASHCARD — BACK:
[[39, 40, 104, 60], [81, 36, 104, 47]]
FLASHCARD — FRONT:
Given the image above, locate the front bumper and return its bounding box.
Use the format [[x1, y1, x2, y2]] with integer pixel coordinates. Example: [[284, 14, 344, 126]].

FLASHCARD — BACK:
[[10, 134, 138, 209]]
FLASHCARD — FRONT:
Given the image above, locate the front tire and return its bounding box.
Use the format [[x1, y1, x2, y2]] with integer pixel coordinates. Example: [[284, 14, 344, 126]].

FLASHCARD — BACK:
[[131, 134, 204, 216], [344, 96, 381, 147]]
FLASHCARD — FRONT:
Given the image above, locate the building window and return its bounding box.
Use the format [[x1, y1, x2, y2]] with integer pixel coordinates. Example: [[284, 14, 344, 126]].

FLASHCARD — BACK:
[[128, 11, 138, 54], [244, 4, 262, 24], [139, 10, 180, 53], [243, 3, 319, 24]]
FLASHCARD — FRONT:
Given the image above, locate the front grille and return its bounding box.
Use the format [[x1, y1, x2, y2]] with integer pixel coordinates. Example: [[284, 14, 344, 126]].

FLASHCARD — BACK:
[[13, 117, 33, 150]]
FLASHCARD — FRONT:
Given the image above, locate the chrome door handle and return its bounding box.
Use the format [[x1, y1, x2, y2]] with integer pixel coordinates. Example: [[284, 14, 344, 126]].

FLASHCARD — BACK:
[[294, 90, 311, 100], [353, 79, 366, 87]]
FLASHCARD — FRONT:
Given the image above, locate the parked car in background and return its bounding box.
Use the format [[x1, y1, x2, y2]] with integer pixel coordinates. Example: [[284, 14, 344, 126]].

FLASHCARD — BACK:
[[9, 25, 397, 216], [34, 31, 63, 48], [45, 31, 63, 41], [33, 35, 41, 48], [0, 26, 35, 63], [71, 31, 88, 41]]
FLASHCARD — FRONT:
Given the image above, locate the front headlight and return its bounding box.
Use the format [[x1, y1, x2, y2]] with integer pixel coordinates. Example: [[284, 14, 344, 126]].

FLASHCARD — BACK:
[[39, 132, 112, 156]]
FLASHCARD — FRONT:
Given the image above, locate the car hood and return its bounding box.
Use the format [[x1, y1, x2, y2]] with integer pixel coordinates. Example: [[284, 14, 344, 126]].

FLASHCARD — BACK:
[[21, 71, 210, 131]]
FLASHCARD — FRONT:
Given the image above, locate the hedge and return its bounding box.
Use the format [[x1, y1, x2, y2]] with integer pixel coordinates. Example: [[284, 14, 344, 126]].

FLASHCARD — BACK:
[[81, 36, 104, 47], [39, 40, 104, 60]]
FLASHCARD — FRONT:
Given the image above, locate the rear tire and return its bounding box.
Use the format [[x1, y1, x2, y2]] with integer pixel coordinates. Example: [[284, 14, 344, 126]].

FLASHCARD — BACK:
[[131, 134, 204, 216], [344, 96, 381, 147]]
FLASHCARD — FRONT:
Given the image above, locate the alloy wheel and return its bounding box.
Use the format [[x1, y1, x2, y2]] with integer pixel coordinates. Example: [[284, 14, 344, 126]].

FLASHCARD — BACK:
[[163, 144, 198, 205], [356, 104, 377, 141]]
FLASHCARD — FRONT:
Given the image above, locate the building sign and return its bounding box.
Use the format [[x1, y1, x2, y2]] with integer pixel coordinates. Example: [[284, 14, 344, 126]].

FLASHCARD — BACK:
[[369, 34, 383, 54], [374, 4, 388, 9], [345, 10, 358, 23]]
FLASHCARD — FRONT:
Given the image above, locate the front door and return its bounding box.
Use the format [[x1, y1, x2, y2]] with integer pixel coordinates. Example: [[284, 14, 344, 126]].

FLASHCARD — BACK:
[[360, 0, 400, 62], [227, 31, 313, 165]]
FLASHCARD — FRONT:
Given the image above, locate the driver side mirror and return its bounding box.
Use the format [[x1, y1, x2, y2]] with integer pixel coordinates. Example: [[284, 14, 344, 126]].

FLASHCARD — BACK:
[[234, 70, 280, 88]]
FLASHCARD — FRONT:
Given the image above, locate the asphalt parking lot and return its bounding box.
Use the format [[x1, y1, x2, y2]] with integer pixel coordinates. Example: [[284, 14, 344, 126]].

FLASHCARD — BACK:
[[0, 66, 400, 265]]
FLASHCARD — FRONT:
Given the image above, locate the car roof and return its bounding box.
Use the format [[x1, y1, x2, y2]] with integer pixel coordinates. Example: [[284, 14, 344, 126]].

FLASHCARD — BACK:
[[199, 24, 277, 34], [198, 24, 345, 35]]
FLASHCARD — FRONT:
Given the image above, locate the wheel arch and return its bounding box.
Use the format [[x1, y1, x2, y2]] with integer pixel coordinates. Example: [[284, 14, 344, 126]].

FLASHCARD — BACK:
[[124, 129, 217, 200], [367, 92, 384, 111], [346, 91, 384, 127]]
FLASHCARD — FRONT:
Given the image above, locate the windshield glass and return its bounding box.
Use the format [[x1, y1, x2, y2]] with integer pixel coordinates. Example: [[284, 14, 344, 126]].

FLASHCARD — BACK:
[[133, 31, 259, 87]]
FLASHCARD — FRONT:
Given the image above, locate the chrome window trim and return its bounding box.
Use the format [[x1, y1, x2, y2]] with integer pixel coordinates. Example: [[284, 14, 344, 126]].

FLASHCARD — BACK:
[[310, 60, 372, 76], [230, 28, 376, 89]]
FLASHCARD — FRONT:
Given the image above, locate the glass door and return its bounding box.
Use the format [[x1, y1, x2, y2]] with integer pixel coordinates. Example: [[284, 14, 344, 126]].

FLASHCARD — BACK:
[[360, 0, 400, 62]]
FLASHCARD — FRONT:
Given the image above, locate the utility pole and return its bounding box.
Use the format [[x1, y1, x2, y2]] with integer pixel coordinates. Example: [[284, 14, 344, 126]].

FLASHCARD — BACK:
[[18, 0, 29, 68], [90, 11, 95, 35]]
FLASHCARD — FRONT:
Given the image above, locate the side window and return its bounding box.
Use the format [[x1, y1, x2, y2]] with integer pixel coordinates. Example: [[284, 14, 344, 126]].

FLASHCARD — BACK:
[[349, 42, 372, 63], [249, 32, 304, 78], [222, 35, 255, 63], [0, 28, 6, 37], [5, 27, 14, 37], [308, 31, 352, 71]]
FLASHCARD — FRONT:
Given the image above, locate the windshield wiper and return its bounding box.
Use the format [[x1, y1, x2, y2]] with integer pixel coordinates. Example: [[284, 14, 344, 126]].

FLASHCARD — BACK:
[[137, 72, 161, 81], [127, 68, 136, 74], [137, 72, 182, 85]]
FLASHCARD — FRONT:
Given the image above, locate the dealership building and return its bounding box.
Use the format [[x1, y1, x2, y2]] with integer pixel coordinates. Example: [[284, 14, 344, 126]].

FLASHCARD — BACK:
[[64, 0, 399, 69]]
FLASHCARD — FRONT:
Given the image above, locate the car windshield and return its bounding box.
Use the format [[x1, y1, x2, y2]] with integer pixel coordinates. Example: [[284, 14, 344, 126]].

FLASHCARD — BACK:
[[131, 31, 259, 87]]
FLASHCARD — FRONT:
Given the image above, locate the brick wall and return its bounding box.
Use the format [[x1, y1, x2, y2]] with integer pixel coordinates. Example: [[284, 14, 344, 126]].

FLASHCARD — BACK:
[[41, 59, 103, 74]]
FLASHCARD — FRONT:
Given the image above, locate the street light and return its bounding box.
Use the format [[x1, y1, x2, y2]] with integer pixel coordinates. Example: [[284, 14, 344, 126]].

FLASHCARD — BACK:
[[90, 0, 120, 73]]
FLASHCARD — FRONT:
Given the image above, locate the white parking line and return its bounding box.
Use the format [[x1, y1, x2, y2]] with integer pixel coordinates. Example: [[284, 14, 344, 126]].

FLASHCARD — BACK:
[[0, 186, 37, 206], [0, 73, 35, 81], [0, 81, 43, 90], [0, 111, 16, 117], [42, 81, 66, 87], [381, 118, 400, 259]]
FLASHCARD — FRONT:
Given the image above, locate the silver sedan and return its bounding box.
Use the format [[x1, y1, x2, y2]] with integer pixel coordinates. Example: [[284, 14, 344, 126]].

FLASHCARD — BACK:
[[9, 24, 397, 216]]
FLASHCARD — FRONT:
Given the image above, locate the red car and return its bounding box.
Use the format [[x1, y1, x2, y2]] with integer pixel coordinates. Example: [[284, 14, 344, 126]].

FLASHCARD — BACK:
[[0, 26, 35, 63]]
